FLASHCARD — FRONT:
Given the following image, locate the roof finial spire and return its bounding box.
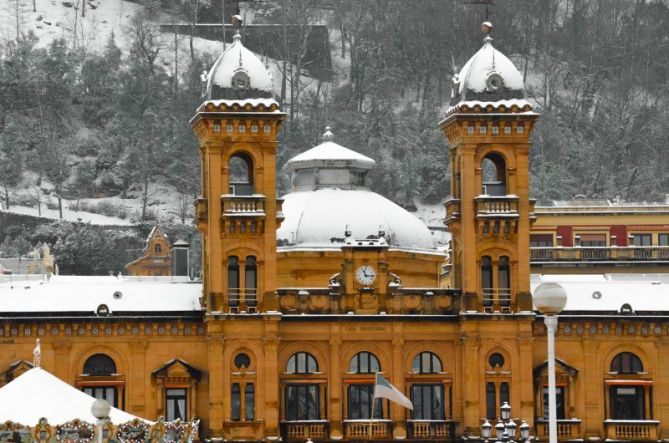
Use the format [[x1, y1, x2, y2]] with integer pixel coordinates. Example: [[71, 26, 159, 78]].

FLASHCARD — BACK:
[[323, 126, 334, 141], [481, 21, 493, 44], [232, 14, 243, 42], [33, 338, 41, 368]]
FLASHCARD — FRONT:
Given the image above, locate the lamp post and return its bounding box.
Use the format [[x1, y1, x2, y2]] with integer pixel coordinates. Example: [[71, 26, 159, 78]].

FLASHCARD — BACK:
[[533, 282, 568, 443], [91, 399, 111, 443], [481, 402, 532, 443]]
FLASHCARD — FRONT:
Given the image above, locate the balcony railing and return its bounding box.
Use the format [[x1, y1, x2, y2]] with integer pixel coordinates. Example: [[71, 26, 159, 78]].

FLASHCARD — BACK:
[[482, 288, 511, 311], [281, 421, 329, 440], [475, 196, 519, 219], [604, 419, 659, 441], [221, 194, 266, 217], [444, 198, 461, 223], [407, 420, 455, 440], [344, 420, 392, 439], [535, 419, 581, 440], [228, 288, 258, 312], [531, 246, 669, 263]]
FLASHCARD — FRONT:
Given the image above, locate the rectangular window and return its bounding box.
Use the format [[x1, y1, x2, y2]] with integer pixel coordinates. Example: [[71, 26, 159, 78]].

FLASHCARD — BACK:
[[542, 387, 565, 419], [166, 388, 187, 421], [486, 382, 496, 419], [579, 234, 606, 247], [347, 385, 383, 419], [411, 384, 445, 420], [500, 382, 510, 406], [231, 383, 241, 421], [631, 234, 652, 247], [83, 387, 118, 408], [245, 384, 255, 420], [285, 385, 320, 421], [530, 234, 553, 247], [659, 234, 669, 246], [610, 386, 645, 420]]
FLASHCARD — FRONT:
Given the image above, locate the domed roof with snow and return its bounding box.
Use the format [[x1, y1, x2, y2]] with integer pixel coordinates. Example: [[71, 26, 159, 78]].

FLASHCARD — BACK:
[[278, 129, 435, 251], [205, 26, 273, 100], [450, 22, 524, 105]]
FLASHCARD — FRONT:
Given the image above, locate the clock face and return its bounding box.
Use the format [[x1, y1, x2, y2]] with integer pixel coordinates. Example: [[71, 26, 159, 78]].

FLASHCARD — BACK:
[[355, 265, 376, 286]]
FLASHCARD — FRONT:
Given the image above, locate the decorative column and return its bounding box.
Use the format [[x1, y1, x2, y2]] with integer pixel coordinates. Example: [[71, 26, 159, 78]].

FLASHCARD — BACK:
[[329, 329, 343, 439], [263, 316, 281, 439], [207, 334, 225, 437], [391, 333, 407, 439], [128, 341, 149, 416]]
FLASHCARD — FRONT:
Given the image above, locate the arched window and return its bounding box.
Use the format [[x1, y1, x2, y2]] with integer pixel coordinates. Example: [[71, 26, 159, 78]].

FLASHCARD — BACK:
[[83, 354, 116, 376], [229, 153, 253, 195], [349, 352, 380, 373], [284, 352, 322, 423], [82, 354, 119, 407], [412, 352, 442, 374], [410, 352, 447, 422], [245, 256, 257, 307], [498, 256, 510, 306], [608, 352, 648, 420], [481, 256, 493, 306], [611, 352, 643, 374], [486, 352, 510, 420], [228, 256, 239, 307], [154, 244, 162, 253], [481, 153, 506, 196], [287, 352, 318, 374]]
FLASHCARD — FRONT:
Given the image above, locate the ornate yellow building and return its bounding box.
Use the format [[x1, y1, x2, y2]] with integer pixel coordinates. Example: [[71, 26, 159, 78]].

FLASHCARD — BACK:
[[1, 23, 669, 443]]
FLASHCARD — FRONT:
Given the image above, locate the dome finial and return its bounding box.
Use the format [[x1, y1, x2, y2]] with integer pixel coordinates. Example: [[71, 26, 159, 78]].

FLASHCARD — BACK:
[[232, 14, 243, 42], [323, 126, 334, 141], [481, 21, 493, 44]]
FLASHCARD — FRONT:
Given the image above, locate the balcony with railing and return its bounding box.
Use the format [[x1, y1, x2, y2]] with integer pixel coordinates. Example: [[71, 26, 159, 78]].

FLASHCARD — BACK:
[[221, 194, 266, 218], [344, 420, 392, 439], [281, 421, 329, 440], [531, 246, 669, 264], [535, 419, 581, 440], [444, 198, 461, 224], [604, 420, 659, 440], [407, 420, 455, 440], [475, 195, 519, 220], [482, 288, 511, 312], [227, 288, 258, 313]]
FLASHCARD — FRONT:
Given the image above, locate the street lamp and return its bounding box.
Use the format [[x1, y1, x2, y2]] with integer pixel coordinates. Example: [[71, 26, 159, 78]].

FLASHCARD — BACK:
[[533, 282, 568, 443], [482, 402, 532, 443], [91, 399, 111, 443]]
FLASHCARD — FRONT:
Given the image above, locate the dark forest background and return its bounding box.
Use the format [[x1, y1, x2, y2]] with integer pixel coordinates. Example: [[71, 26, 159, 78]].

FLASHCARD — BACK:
[[1, 0, 669, 273]]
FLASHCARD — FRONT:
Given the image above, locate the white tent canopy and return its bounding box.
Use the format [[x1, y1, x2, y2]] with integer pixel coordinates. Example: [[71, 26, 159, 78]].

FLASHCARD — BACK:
[[0, 367, 146, 425]]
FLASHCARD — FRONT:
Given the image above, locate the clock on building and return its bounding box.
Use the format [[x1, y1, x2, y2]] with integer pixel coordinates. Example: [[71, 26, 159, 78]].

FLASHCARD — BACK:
[[355, 265, 376, 286]]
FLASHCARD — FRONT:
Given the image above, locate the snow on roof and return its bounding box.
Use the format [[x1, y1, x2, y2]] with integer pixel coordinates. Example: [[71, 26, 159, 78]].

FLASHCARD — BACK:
[[0, 367, 146, 425], [284, 140, 375, 169], [277, 189, 436, 251], [531, 274, 669, 312], [198, 98, 280, 111], [206, 32, 273, 97], [457, 37, 524, 95], [0, 275, 202, 314]]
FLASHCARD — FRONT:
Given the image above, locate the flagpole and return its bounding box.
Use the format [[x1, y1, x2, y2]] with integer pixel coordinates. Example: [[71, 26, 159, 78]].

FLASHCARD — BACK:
[[369, 372, 377, 441]]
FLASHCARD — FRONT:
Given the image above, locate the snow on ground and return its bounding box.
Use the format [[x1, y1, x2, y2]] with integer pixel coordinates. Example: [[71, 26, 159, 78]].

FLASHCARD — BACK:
[[0, 0, 144, 51], [2, 202, 134, 225]]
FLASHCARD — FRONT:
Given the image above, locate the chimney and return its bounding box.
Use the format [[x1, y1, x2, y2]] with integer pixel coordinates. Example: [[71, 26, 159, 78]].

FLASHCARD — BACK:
[[171, 239, 190, 277]]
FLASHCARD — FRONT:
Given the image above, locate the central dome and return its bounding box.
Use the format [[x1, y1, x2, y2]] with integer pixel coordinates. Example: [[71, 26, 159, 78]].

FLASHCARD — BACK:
[[277, 129, 435, 251]]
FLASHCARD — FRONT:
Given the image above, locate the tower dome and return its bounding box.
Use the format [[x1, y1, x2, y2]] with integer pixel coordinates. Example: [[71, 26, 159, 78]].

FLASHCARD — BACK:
[[277, 128, 435, 251], [450, 22, 524, 105], [204, 19, 273, 100]]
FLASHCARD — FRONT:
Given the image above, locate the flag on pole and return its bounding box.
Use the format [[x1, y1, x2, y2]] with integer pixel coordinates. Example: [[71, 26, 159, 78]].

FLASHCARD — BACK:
[[373, 373, 413, 410]]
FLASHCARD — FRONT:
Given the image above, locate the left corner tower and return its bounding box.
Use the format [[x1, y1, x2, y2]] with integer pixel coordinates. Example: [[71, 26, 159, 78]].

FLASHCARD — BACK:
[[191, 29, 286, 316]]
